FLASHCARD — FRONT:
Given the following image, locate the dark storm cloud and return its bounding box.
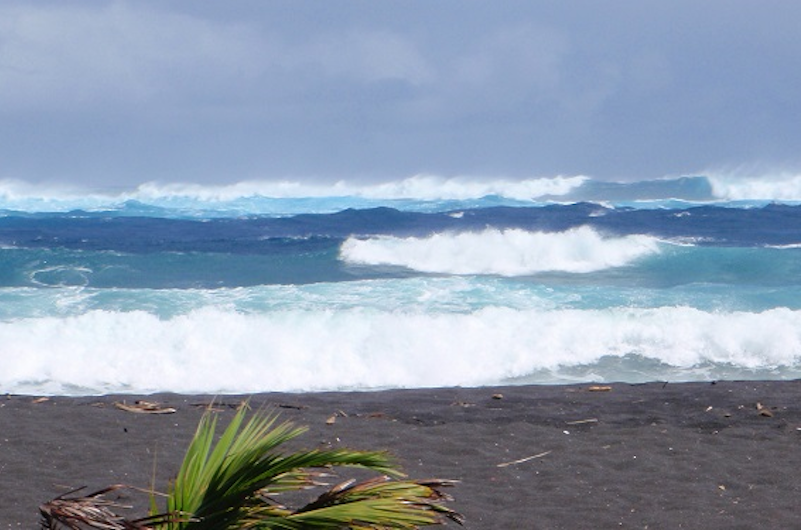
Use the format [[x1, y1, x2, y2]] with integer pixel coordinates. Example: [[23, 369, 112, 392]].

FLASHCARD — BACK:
[[0, 1, 799, 187]]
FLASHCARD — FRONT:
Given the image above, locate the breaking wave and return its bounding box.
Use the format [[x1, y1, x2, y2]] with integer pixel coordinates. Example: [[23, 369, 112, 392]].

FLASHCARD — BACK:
[[2, 305, 801, 395], [340, 226, 661, 275]]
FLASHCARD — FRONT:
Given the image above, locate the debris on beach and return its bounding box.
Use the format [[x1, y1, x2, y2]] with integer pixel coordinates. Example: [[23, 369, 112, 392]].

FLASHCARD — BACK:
[[326, 410, 349, 425], [39, 485, 177, 529], [565, 418, 598, 425], [113, 400, 176, 414], [756, 402, 774, 417], [497, 450, 553, 467]]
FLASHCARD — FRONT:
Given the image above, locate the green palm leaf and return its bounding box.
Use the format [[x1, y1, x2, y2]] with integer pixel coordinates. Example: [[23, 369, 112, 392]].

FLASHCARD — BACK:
[[156, 403, 461, 529]]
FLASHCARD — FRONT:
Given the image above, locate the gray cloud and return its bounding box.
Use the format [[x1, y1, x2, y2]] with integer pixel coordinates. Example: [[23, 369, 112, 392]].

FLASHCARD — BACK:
[[0, 1, 799, 187], [0, 3, 267, 110]]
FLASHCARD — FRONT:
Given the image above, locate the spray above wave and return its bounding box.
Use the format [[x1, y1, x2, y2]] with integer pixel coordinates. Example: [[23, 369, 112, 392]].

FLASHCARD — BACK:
[[550, 175, 715, 203], [341, 226, 661, 276], [3, 305, 801, 395], [135, 175, 588, 201], [707, 172, 801, 201]]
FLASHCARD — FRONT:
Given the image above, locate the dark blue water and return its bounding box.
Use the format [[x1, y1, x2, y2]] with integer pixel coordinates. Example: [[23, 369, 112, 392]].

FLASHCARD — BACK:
[[1, 202, 800, 288]]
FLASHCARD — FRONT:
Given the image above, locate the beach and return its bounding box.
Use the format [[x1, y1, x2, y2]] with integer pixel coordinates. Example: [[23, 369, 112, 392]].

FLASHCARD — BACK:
[[3, 380, 801, 528]]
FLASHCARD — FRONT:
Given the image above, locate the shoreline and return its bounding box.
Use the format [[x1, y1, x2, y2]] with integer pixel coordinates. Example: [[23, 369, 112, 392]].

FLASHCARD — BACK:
[[4, 380, 801, 527]]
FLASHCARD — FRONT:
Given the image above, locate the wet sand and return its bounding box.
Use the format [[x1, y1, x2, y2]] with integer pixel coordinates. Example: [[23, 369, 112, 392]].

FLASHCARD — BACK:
[[3, 380, 801, 528]]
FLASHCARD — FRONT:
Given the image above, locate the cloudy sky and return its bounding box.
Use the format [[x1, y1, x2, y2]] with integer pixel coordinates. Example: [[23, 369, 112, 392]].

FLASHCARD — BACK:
[[0, 1, 799, 188]]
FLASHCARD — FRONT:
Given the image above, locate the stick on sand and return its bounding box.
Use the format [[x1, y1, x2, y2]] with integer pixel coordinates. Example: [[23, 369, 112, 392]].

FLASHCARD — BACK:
[[497, 450, 553, 467]]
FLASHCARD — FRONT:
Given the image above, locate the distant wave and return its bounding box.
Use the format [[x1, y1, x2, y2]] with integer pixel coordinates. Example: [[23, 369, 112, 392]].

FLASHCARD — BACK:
[[707, 172, 801, 201], [340, 226, 661, 275], [0, 175, 586, 216], [4, 173, 801, 218], [551, 175, 715, 202]]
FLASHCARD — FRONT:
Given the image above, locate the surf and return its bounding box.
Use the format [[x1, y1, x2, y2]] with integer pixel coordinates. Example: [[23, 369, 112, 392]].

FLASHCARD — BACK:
[[3, 304, 801, 396], [340, 226, 661, 275]]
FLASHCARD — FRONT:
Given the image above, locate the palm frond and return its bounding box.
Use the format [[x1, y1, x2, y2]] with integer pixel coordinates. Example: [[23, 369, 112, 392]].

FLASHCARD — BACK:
[[282, 476, 464, 529], [162, 404, 432, 529], [39, 485, 184, 530]]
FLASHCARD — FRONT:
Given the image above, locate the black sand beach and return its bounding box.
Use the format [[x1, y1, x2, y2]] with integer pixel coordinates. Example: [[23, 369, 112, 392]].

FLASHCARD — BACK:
[[3, 381, 801, 528]]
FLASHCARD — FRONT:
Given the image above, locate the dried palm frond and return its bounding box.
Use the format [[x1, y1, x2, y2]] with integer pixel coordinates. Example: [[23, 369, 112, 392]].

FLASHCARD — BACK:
[[39, 485, 183, 530]]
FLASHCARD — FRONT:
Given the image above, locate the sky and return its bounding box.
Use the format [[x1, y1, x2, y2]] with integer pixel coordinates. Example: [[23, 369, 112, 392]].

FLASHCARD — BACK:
[[0, 0, 799, 189]]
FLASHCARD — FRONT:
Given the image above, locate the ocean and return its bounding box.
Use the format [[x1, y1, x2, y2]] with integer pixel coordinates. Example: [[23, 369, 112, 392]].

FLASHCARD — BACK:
[[2, 173, 801, 396]]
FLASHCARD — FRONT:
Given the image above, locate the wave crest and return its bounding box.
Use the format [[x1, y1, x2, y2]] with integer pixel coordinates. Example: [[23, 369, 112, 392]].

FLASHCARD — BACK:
[[340, 226, 660, 275]]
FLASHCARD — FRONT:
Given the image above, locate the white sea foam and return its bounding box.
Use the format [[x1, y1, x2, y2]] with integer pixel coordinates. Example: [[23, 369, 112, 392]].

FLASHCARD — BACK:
[[2, 305, 801, 395], [340, 226, 661, 275], [767, 243, 801, 249]]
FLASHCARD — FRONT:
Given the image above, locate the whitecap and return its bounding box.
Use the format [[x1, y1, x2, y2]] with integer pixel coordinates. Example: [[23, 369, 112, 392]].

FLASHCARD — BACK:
[[340, 226, 661, 275]]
